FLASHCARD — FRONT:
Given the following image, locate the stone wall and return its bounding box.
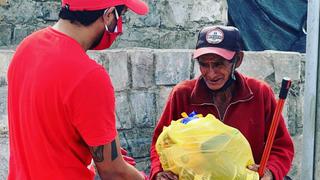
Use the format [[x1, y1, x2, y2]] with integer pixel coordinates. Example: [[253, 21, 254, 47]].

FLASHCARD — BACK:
[[0, 49, 304, 179], [0, 0, 227, 49]]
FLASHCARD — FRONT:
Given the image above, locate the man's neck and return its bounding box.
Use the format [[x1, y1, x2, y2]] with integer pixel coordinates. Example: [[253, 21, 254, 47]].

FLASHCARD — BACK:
[[52, 19, 95, 51], [212, 84, 234, 103], [212, 83, 235, 120]]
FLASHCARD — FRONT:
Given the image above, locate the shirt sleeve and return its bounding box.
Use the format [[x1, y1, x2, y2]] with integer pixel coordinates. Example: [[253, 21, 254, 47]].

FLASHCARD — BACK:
[[150, 88, 182, 180], [65, 67, 117, 146], [264, 86, 294, 180]]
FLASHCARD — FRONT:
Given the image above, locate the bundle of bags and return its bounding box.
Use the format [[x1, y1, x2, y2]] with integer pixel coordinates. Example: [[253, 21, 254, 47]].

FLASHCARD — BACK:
[[156, 113, 259, 180]]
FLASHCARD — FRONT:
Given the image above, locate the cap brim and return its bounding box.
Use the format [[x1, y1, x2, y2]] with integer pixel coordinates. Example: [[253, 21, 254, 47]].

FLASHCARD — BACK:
[[126, 0, 149, 15], [193, 47, 236, 60]]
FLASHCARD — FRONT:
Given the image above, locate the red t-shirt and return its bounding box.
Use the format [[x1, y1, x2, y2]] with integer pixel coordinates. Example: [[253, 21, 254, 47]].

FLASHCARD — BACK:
[[7, 27, 117, 180]]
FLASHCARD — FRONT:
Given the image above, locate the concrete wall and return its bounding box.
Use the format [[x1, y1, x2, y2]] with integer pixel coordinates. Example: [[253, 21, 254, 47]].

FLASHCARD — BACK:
[[0, 0, 227, 49], [0, 49, 304, 179]]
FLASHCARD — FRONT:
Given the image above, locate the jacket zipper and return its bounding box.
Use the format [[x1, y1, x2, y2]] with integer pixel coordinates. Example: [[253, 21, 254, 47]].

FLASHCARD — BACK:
[[221, 96, 254, 121], [192, 95, 254, 121]]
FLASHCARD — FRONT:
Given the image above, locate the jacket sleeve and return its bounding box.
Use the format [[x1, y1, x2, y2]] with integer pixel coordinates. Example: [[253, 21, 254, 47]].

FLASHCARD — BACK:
[[149, 90, 180, 180], [264, 86, 294, 180]]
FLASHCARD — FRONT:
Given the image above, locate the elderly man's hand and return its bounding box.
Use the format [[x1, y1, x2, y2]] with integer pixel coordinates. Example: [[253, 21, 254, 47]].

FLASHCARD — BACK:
[[247, 164, 273, 180], [155, 171, 178, 180]]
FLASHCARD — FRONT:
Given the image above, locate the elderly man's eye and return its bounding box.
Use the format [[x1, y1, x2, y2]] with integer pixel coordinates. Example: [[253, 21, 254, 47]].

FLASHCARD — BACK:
[[215, 62, 224, 66], [198, 62, 209, 68]]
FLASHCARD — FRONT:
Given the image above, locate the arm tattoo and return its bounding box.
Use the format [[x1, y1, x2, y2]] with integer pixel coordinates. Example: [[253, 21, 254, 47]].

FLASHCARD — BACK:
[[89, 145, 104, 162], [111, 139, 118, 161]]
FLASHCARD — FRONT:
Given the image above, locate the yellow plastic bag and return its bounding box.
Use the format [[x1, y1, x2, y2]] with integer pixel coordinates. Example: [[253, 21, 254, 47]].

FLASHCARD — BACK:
[[156, 113, 259, 180]]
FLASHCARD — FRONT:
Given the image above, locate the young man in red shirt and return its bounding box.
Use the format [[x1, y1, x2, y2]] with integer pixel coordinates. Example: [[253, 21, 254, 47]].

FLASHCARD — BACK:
[[7, 0, 148, 179], [150, 26, 294, 180]]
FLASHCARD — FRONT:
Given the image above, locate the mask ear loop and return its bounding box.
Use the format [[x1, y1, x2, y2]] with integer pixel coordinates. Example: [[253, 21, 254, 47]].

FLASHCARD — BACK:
[[113, 8, 119, 33], [231, 56, 238, 80], [103, 8, 111, 32]]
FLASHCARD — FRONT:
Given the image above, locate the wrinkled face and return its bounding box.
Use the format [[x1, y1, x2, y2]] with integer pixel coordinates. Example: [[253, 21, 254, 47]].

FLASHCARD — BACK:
[[198, 54, 233, 91]]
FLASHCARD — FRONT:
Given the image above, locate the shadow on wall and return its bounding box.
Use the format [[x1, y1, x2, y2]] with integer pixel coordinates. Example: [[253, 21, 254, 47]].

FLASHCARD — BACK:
[[227, 0, 307, 53]]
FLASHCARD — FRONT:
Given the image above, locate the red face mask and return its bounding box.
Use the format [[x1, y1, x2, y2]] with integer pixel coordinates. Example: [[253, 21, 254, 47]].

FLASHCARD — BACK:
[[92, 9, 123, 50]]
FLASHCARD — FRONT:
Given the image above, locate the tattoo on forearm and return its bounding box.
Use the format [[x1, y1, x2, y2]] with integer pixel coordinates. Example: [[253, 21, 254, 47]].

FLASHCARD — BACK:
[[111, 140, 118, 161], [89, 145, 104, 162]]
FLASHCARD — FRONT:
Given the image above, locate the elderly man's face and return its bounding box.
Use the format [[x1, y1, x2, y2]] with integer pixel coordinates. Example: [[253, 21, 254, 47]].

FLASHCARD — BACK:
[[198, 53, 233, 91]]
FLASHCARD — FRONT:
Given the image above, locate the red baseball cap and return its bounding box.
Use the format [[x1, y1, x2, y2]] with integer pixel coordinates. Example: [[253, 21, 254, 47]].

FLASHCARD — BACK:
[[193, 26, 242, 60], [61, 0, 149, 15]]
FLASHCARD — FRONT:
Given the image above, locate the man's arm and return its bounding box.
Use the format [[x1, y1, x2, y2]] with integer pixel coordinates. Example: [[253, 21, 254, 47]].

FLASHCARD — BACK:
[[89, 136, 144, 180], [150, 89, 181, 180]]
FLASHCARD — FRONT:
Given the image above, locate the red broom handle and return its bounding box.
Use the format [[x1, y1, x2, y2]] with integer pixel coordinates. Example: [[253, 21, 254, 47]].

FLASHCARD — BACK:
[[258, 78, 292, 177]]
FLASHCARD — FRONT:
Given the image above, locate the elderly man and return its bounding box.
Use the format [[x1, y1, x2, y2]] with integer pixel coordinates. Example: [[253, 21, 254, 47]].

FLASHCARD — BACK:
[[7, 0, 149, 179], [150, 25, 294, 180]]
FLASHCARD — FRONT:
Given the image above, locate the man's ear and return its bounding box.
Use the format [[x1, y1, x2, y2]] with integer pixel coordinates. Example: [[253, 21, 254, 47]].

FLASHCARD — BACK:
[[102, 7, 115, 25], [235, 51, 244, 68]]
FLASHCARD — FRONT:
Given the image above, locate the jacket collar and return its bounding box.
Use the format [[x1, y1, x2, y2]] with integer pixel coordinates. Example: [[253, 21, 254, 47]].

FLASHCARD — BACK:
[[190, 71, 254, 105]]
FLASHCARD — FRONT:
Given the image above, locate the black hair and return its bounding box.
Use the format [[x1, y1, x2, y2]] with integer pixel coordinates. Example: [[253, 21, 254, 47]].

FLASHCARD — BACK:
[[231, 52, 240, 63], [58, 6, 106, 26], [115, 5, 125, 16], [58, 5, 126, 26]]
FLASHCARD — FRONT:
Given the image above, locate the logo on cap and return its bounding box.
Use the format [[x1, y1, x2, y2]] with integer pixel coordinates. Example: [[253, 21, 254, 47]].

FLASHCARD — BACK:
[[206, 28, 224, 44]]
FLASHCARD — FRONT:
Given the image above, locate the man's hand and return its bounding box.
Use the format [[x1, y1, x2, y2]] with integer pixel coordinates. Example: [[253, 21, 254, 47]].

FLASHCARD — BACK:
[[140, 171, 149, 180], [247, 164, 273, 180], [120, 148, 136, 166], [155, 171, 178, 180]]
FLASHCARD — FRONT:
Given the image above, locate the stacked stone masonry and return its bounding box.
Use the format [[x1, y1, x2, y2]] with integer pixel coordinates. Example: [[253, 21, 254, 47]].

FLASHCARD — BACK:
[[0, 49, 305, 179], [0, 0, 228, 49]]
